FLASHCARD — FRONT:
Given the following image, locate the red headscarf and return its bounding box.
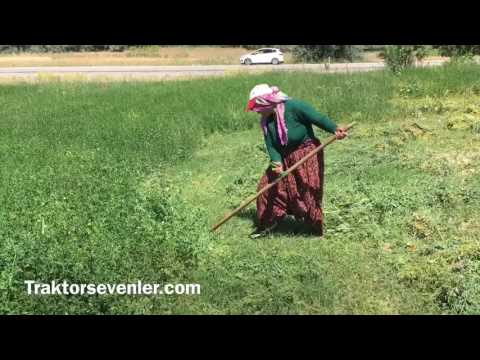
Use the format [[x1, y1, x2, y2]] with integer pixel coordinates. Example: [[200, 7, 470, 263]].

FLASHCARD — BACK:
[[246, 85, 290, 146]]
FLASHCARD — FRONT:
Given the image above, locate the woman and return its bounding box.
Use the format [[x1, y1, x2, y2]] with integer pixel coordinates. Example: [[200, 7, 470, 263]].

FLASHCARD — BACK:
[[246, 84, 348, 238]]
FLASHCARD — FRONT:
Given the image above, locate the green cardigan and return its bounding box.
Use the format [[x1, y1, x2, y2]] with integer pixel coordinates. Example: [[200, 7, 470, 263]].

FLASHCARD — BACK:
[[264, 99, 338, 163]]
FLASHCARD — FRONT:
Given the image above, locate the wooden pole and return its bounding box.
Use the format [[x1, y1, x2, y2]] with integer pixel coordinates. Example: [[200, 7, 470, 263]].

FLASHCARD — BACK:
[[211, 122, 356, 232]]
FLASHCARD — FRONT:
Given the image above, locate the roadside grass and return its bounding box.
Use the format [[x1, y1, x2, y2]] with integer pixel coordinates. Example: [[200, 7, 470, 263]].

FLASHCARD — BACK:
[[1, 64, 479, 314], [0, 69, 298, 85]]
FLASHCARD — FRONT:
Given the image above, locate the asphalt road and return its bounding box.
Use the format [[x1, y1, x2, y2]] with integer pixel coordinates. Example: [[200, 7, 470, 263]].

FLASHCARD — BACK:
[[0, 60, 447, 80]]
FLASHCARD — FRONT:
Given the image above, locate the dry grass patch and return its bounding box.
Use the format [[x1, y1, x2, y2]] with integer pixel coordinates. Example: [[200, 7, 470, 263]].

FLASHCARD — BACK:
[[0, 47, 260, 67]]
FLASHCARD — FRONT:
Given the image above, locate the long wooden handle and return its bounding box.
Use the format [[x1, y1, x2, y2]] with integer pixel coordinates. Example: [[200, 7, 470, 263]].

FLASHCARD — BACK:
[[211, 122, 356, 232]]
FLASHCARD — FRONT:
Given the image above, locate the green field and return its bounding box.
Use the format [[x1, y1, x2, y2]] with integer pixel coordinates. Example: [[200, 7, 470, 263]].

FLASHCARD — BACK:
[[1, 65, 480, 314]]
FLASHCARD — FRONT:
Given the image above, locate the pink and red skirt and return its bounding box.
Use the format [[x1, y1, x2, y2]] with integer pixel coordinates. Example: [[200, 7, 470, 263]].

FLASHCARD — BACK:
[[256, 138, 325, 235]]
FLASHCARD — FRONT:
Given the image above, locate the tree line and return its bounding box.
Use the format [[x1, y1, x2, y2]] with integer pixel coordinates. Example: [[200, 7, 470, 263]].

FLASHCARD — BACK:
[[381, 45, 480, 73], [0, 45, 129, 53]]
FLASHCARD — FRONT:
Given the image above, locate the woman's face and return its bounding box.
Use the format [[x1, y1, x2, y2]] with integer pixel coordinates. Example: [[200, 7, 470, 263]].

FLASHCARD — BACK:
[[258, 109, 274, 116]]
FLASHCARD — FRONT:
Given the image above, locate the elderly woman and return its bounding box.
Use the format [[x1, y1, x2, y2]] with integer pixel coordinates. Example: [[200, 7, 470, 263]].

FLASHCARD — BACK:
[[246, 84, 348, 238]]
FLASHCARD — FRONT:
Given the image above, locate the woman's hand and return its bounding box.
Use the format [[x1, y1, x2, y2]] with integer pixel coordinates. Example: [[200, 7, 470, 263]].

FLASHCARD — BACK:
[[271, 161, 284, 175], [335, 127, 348, 140]]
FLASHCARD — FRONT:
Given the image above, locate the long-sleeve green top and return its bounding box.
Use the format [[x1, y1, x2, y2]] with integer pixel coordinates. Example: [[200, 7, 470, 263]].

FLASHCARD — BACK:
[[264, 99, 338, 163]]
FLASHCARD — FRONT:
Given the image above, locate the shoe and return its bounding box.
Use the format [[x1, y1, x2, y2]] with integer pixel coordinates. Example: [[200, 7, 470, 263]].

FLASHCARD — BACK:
[[249, 222, 278, 239]]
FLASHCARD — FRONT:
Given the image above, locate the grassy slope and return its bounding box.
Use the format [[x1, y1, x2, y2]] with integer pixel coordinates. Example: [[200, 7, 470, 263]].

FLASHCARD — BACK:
[[1, 66, 480, 314]]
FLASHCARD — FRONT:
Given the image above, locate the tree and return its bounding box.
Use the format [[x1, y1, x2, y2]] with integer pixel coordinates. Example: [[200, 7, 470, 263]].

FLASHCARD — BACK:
[[292, 45, 360, 63], [434, 45, 480, 57], [382, 45, 427, 73]]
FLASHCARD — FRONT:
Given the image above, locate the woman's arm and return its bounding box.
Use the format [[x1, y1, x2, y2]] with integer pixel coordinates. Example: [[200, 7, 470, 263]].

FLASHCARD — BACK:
[[296, 100, 338, 134], [264, 131, 283, 164]]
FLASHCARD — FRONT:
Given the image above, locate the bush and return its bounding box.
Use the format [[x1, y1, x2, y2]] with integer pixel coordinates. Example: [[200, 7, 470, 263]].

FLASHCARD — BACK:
[[383, 45, 427, 73], [292, 45, 361, 63], [435, 45, 480, 57], [447, 54, 477, 65]]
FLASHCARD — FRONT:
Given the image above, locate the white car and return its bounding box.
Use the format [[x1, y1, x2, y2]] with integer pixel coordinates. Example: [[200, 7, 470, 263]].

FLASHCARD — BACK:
[[240, 48, 284, 65]]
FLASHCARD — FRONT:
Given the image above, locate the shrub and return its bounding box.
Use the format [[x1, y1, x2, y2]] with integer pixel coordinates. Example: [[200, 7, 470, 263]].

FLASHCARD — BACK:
[[383, 45, 427, 73], [435, 45, 480, 57], [292, 45, 361, 63]]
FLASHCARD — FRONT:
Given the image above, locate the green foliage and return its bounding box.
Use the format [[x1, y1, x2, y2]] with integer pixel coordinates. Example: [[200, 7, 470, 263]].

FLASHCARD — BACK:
[[435, 45, 480, 57], [382, 45, 427, 73], [1, 65, 480, 314], [292, 45, 361, 63], [0, 144, 210, 314], [446, 54, 477, 65], [361, 45, 386, 51]]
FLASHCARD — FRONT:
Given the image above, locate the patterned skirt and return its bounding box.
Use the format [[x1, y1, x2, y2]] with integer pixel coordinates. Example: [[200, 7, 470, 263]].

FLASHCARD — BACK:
[[256, 138, 325, 235]]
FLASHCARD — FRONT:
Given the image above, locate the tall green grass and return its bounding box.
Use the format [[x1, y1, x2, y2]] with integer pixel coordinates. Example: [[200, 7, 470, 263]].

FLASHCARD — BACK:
[[1, 64, 479, 314]]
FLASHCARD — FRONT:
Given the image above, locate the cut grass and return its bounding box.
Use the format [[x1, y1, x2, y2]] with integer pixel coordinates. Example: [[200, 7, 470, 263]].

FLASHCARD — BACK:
[[167, 105, 479, 314], [1, 64, 480, 314]]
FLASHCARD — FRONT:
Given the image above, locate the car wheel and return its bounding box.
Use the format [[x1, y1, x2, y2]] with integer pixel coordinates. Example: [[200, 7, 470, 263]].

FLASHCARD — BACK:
[[271, 58, 279, 65], [245, 58, 252, 66]]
